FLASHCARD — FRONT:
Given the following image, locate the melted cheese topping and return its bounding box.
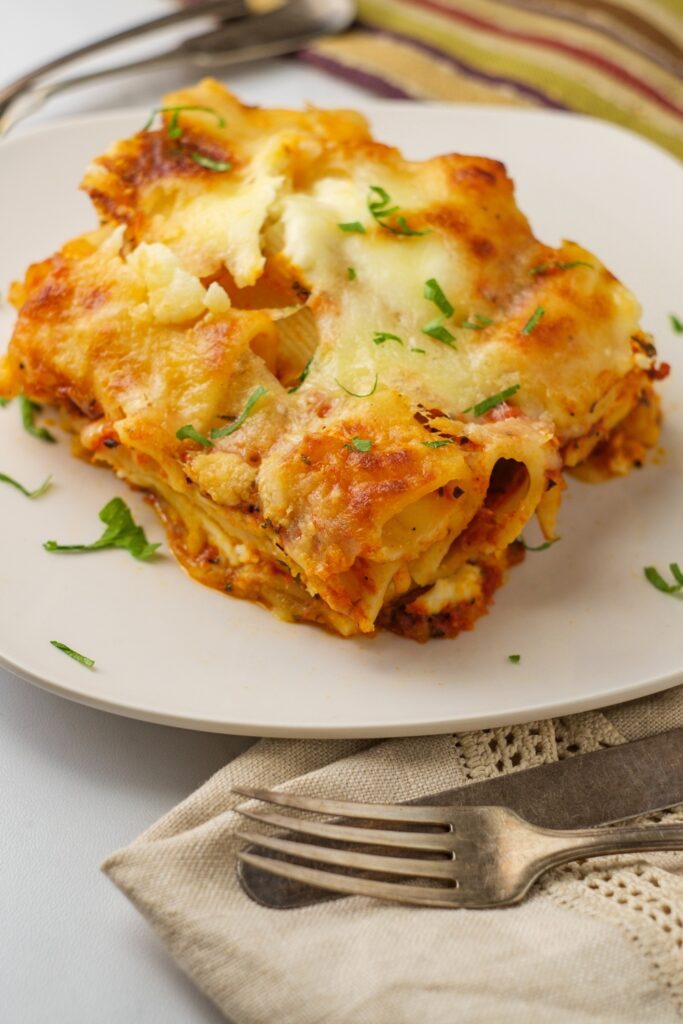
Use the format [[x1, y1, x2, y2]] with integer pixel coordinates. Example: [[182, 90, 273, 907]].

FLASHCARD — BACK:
[[0, 80, 662, 639]]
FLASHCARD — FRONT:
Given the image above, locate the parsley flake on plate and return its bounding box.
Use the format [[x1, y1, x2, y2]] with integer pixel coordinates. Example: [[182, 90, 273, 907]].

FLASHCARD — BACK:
[[44, 497, 160, 560], [20, 395, 56, 443], [520, 537, 560, 552], [644, 563, 683, 595], [50, 640, 95, 669], [0, 472, 52, 499]]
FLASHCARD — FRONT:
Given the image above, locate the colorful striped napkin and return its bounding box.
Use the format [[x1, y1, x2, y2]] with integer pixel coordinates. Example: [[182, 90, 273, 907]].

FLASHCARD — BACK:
[[298, 0, 683, 159]]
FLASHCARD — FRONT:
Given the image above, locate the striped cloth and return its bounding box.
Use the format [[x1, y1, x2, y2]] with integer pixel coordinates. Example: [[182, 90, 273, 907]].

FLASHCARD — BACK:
[[298, 0, 683, 159]]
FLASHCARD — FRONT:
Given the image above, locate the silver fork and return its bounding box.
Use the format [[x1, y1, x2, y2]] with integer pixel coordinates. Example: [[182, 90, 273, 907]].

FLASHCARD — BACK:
[[234, 786, 683, 908], [0, 0, 355, 138]]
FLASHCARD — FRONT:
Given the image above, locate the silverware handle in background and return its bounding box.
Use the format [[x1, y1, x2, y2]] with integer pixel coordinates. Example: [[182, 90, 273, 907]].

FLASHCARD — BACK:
[[239, 727, 683, 908], [0, 0, 356, 138], [0, 1, 246, 129]]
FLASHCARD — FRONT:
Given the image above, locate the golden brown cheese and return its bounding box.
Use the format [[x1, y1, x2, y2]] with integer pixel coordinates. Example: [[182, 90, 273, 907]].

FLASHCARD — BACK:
[[0, 81, 664, 640]]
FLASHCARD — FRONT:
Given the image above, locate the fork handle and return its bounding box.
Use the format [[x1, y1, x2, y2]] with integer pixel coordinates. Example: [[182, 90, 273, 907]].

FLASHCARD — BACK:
[[0, 1, 246, 131], [537, 823, 683, 871]]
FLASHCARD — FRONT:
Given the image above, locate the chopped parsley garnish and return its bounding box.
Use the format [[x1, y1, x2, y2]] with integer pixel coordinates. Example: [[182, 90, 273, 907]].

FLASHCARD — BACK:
[[521, 537, 560, 552], [644, 563, 683, 595], [422, 439, 454, 448], [367, 186, 430, 236], [0, 397, 10, 407], [424, 278, 454, 318], [391, 217, 430, 237], [508, 654, 521, 664], [141, 106, 230, 173], [529, 260, 594, 275], [347, 267, 357, 281], [464, 384, 520, 417], [0, 472, 52, 499], [288, 359, 312, 393], [373, 331, 403, 346], [50, 640, 95, 669], [44, 497, 160, 560], [421, 318, 457, 347], [412, 348, 426, 354], [176, 424, 212, 447], [211, 386, 268, 439], [461, 314, 494, 330], [521, 307, 545, 335], [335, 374, 378, 398], [670, 314, 683, 334], [558, 260, 593, 271], [20, 395, 56, 443], [345, 437, 373, 452], [190, 153, 232, 173], [142, 104, 226, 135], [178, 387, 268, 443], [338, 221, 366, 234], [368, 185, 397, 219]]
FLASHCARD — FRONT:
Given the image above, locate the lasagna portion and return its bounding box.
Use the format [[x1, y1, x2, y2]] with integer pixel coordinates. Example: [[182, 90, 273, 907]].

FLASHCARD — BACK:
[[0, 81, 665, 640]]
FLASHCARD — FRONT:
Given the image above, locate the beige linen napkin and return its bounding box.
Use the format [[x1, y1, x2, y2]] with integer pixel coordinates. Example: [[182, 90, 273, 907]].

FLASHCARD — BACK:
[[103, 686, 683, 1023]]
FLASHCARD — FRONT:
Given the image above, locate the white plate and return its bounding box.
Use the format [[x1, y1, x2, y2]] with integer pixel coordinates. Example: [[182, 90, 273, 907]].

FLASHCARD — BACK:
[[1, 103, 681, 737]]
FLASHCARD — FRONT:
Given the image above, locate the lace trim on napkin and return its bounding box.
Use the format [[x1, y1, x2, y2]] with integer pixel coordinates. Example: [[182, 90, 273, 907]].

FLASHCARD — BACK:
[[452, 709, 683, 1013]]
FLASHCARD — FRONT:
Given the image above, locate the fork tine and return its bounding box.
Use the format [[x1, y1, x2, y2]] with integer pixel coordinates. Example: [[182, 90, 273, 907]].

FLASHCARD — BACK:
[[236, 829, 456, 881], [237, 851, 463, 908], [232, 786, 452, 825], [234, 807, 453, 852]]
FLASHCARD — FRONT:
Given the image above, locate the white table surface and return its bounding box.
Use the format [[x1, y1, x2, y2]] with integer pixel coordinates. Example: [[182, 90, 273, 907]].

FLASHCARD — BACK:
[[1, 4, 369, 1022]]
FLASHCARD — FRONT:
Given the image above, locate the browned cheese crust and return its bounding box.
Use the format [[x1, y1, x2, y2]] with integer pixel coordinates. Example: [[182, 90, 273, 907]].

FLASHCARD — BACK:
[[0, 81, 665, 640]]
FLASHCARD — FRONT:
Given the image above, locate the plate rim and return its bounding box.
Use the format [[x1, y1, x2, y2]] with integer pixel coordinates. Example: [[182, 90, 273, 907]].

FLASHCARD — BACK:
[[1, 644, 680, 737]]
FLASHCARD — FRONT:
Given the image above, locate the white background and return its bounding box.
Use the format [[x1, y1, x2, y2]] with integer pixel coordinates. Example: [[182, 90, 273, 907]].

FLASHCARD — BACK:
[[1, 3, 369, 1021]]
